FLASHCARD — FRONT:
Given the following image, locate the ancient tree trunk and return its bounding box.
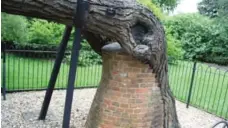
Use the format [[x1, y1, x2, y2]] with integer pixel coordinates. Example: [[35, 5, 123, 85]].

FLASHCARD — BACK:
[[2, 0, 180, 127]]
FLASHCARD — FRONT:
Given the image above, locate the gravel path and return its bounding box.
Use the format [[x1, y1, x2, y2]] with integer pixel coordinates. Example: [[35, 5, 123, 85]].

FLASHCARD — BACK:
[[1, 89, 226, 128]]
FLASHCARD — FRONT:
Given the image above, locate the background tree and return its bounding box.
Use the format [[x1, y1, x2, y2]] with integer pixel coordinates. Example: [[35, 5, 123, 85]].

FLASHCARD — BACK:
[[198, 0, 228, 18], [198, 0, 218, 18], [152, 0, 180, 12], [165, 13, 228, 65]]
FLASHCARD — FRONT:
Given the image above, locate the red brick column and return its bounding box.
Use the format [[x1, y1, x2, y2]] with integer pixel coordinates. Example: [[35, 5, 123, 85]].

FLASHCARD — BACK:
[[85, 51, 163, 128]]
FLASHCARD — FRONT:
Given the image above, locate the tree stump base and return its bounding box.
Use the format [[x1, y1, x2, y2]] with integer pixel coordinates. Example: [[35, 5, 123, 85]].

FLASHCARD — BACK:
[[85, 51, 164, 128]]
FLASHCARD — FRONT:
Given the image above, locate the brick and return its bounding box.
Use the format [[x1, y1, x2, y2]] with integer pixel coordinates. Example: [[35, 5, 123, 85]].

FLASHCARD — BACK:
[[111, 86, 120, 91], [127, 89, 135, 94], [124, 67, 133, 72], [120, 103, 129, 108], [129, 104, 138, 108], [100, 124, 114, 128], [128, 72, 136, 78], [108, 105, 116, 111], [125, 108, 134, 113], [113, 111, 121, 117], [107, 115, 118, 121], [134, 108, 142, 113], [137, 73, 153, 78], [104, 98, 112, 106], [138, 94, 148, 99], [122, 94, 131, 98], [129, 99, 136, 103], [116, 97, 129, 103], [119, 88, 127, 93], [121, 112, 130, 118], [135, 88, 149, 93], [131, 68, 141, 72], [109, 80, 119, 86], [139, 83, 151, 87], [112, 102, 119, 107], [131, 84, 140, 87], [135, 99, 144, 103]]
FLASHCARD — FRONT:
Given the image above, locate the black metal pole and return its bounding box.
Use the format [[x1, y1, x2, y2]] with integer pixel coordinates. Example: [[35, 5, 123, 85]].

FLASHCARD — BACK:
[[39, 26, 73, 120], [2, 43, 6, 100], [186, 62, 197, 108], [62, 28, 81, 128]]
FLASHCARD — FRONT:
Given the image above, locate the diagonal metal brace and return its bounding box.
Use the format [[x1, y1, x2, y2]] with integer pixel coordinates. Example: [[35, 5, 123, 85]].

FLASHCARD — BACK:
[[62, 28, 82, 128], [62, 0, 89, 127], [38, 26, 73, 120]]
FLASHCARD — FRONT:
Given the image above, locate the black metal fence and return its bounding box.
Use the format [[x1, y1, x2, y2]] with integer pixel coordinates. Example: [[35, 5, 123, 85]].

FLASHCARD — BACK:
[[2, 48, 102, 91], [1, 48, 228, 119], [169, 61, 228, 119]]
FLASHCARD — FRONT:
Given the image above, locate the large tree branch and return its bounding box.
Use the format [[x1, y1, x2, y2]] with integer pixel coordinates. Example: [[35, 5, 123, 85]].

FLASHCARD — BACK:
[[2, 0, 163, 59]]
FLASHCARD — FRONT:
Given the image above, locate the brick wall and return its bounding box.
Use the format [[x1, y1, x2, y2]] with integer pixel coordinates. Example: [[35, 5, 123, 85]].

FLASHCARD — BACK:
[[85, 51, 164, 128]]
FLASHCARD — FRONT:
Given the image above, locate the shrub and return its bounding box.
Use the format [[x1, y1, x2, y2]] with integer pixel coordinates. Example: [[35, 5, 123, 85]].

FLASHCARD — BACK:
[[137, 0, 164, 20], [65, 40, 102, 66], [28, 19, 65, 44], [1, 13, 28, 43], [165, 13, 228, 65], [165, 27, 183, 63]]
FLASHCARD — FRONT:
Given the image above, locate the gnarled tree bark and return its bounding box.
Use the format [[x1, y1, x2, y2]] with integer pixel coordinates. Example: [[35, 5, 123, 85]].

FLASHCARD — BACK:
[[2, 0, 180, 127]]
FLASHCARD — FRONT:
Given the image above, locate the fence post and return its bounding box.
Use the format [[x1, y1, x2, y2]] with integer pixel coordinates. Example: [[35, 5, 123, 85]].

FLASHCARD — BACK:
[[186, 62, 197, 108], [2, 43, 7, 100]]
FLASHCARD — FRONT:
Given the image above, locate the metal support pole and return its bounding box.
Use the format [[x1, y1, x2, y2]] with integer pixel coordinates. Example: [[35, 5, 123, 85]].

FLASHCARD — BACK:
[[62, 28, 82, 128], [39, 26, 73, 120], [186, 62, 197, 108], [2, 43, 6, 100]]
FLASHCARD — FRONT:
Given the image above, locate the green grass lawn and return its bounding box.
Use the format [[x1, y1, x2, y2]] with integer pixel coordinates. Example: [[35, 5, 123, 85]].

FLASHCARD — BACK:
[[4, 54, 102, 90], [2, 54, 228, 119], [168, 61, 228, 119]]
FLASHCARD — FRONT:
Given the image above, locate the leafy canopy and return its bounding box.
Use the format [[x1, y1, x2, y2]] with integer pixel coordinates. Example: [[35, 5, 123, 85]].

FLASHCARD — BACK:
[[198, 0, 228, 18], [1, 13, 28, 43], [152, 0, 180, 12], [28, 19, 65, 44]]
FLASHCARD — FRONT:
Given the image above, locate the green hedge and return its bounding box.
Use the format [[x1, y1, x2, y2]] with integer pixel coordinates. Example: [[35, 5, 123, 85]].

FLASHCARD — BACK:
[[165, 13, 228, 65]]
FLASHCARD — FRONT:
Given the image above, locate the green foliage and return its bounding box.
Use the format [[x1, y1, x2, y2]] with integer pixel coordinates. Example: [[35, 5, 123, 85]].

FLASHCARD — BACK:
[[187, 0, 228, 64], [198, 0, 228, 18], [165, 26, 183, 63], [78, 40, 102, 66], [139, 0, 180, 12], [152, 0, 180, 12], [1, 13, 28, 43], [28, 19, 65, 44], [137, 0, 165, 20], [65, 40, 102, 66], [165, 13, 228, 65], [198, 0, 218, 18]]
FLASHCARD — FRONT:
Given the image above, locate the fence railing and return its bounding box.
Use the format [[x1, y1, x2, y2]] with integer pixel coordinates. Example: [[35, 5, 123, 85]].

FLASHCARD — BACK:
[[3, 49, 102, 91], [1, 49, 228, 119], [169, 61, 228, 119]]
